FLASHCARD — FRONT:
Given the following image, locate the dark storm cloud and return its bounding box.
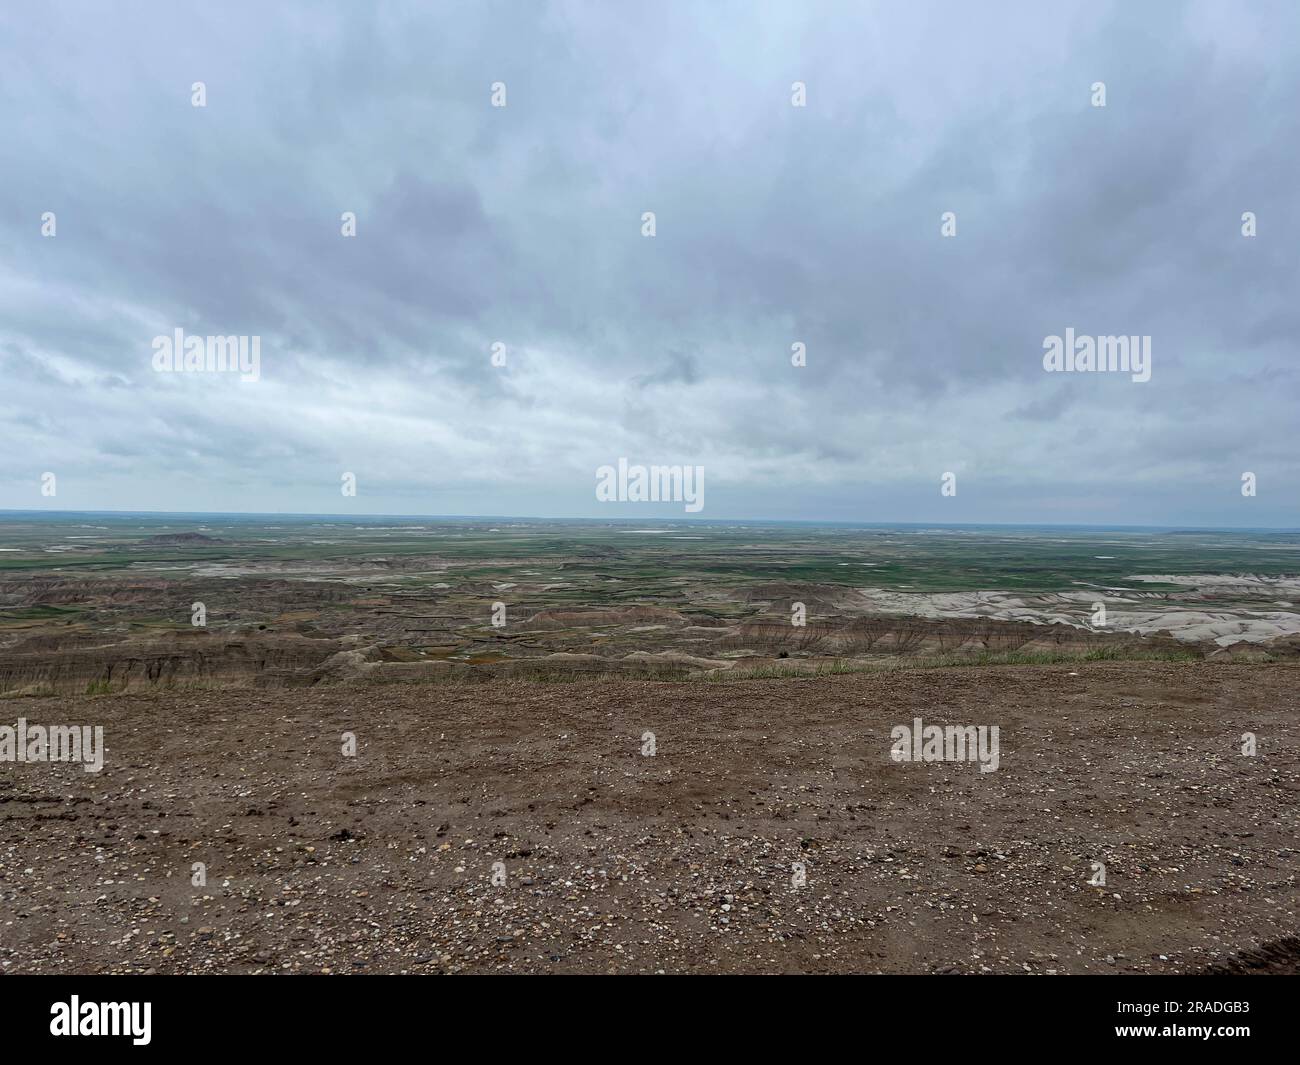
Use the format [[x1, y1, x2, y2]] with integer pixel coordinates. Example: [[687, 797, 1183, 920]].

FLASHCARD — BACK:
[[0, 0, 1296, 523]]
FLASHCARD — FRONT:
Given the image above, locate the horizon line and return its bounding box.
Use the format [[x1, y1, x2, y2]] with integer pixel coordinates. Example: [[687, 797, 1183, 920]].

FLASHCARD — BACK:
[[1, 508, 1298, 534]]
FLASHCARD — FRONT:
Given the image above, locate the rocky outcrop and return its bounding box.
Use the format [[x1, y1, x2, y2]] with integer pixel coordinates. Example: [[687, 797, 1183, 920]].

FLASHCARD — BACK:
[[0, 631, 352, 695], [720, 615, 1191, 658], [520, 606, 689, 630]]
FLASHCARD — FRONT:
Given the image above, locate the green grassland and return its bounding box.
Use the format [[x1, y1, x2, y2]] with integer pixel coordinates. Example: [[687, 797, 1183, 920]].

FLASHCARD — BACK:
[[1, 512, 1297, 601]]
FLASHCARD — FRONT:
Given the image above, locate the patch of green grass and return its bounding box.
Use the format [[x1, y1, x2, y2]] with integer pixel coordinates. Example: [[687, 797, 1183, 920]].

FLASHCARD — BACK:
[[0, 683, 58, 698], [0, 605, 83, 621]]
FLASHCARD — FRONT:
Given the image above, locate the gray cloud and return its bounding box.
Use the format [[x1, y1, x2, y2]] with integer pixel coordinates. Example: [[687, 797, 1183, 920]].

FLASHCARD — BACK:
[[0, 0, 1297, 525]]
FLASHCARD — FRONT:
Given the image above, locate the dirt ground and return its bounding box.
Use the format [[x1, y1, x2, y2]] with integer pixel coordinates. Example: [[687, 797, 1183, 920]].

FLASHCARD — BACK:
[[1, 661, 1297, 974]]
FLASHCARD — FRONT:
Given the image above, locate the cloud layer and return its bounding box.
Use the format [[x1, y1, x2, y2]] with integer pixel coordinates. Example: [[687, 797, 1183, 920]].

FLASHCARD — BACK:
[[2, 0, 1297, 524]]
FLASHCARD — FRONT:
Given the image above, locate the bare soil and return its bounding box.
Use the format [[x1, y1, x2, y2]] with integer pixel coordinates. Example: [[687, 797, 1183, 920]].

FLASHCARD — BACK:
[[1, 662, 1297, 974]]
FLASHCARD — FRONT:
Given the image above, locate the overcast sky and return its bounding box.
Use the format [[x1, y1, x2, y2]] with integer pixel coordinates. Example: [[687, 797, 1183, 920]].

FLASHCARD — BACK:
[[1, 0, 1296, 525]]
